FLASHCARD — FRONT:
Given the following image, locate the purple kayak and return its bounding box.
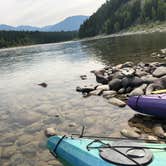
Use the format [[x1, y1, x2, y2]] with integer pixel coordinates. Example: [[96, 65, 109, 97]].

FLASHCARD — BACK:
[[128, 94, 166, 118]]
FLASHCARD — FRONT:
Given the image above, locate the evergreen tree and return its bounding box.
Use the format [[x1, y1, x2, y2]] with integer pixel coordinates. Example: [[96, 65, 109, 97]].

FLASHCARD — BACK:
[[79, 0, 166, 38]]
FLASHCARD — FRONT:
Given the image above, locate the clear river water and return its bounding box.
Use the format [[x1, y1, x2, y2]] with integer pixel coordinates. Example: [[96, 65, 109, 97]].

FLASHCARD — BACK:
[[0, 32, 166, 166]]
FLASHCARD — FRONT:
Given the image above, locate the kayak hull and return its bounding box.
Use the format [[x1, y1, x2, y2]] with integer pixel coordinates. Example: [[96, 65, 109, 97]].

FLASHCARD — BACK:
[[47, 136, 166, 166], [128, 94, 166, 117]]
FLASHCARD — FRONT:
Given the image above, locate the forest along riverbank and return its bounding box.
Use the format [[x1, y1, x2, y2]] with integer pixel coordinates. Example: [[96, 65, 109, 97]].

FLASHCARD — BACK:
[[76, 49, 166, 140]]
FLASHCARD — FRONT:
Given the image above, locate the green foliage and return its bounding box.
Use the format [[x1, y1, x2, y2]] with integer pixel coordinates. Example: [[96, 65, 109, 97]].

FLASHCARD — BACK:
[[0, 31, 77, 48], [79, 0, 166, 38]]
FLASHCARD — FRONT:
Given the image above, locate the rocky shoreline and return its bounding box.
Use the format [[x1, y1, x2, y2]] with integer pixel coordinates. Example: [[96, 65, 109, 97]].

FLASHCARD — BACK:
[[76, 49, 166, 140]]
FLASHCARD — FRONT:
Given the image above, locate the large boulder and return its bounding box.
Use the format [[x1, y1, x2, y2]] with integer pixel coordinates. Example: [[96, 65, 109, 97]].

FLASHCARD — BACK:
[[128, 84, 147, 96], [135, 68, 148, 77], [112, 71, 125, 79], [94, 70, 108, 84], [141, 75, 158, 83], [160, 48, 166, 54], [122, 62, 134, 68], [161, 76, 166, 87], [153, 66, 166, 77], [122, 77, 143, 88], [109, 78, 122, 91], [137, 62, 146, 68], [120, 68, 135, 77], [95, 75, 108, 84], [146, 76, 166, 94]]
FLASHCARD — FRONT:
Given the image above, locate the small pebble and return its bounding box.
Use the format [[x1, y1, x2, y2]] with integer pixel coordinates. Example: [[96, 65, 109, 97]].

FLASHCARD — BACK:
[[38, 82, 48, 88], [45, 128, 56, 137]]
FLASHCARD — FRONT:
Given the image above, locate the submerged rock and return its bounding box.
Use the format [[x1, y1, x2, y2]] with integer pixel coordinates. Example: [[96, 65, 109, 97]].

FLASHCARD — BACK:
[[76, 85, 96, 93], [96, 85, 109, 91], [80, 75, 87, 80], [1, 146, 16, 158], [90, 89, 103, 96], [152, 124, 166, 139], [68, 122, 77, 127], [38, 82, 47, 88], [108, 97, 126, 107], [10, 153, 33, 166], [16, 135, 34, 146], [94, 70, 108, 84], [103, 90, 117, 99], [11, 112, 41, 126], [120, 128, 141, 138]]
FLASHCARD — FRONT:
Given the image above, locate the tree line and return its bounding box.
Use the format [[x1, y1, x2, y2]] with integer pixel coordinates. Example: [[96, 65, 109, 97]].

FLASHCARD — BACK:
[[79, 0, 166, 38], [0, 31, 77, 48]]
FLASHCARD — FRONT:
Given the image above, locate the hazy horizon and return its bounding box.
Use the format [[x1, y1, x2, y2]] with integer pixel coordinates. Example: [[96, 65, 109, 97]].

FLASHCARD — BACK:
[[0, 0, 106, 26]]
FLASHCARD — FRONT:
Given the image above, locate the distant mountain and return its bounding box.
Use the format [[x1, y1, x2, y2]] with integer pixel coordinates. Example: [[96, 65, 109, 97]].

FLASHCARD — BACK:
[[0, 15, 89, 32], [16, 25, 39, 31], [41, 15, 89, 32], [0, 24, 15, 31]]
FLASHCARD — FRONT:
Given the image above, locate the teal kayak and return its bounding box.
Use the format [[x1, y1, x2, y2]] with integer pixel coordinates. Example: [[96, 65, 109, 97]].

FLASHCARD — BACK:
[[47, 135, 166, 166]]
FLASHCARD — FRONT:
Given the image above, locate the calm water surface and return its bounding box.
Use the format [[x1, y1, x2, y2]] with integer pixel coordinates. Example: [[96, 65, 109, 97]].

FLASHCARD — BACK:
[[0, 32, 166, 165]]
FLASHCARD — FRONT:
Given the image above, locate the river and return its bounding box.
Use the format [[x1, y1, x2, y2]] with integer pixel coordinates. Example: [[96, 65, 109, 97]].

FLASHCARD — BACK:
[[0, 32, 166, 165]]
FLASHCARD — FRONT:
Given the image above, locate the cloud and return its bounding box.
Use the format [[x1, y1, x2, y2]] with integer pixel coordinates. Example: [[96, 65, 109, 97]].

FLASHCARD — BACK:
[[0, 0, 106, 26]]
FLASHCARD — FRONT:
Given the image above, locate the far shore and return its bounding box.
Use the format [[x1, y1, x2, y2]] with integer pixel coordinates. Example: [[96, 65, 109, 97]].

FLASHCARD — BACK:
[[0, 22, 166, 51], [79, 22, 166, 42]]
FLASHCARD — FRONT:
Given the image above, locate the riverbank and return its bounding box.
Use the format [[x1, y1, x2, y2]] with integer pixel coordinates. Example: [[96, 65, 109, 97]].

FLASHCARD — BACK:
[[0, 22, 166, 50], [0, 31, 78, 49], [77, 60, 166, 139], [124, 21, 166, 33], [78, 21, 166, 43]]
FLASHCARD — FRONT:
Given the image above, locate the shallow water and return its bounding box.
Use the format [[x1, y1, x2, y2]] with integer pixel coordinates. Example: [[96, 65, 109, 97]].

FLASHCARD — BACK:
[[0, 32, 166, 166]]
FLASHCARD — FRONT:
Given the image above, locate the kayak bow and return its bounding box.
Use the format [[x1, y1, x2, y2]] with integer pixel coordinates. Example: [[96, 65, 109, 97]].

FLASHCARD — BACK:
[[47, 135, 166, 166]]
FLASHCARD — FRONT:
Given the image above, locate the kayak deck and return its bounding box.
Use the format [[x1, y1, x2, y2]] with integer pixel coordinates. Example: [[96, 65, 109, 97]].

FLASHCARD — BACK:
[[47, 136, 166, 166]]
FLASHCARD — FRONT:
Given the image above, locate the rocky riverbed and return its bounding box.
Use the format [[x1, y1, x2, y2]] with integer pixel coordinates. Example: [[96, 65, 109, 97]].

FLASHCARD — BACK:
[[76, 53, 166, 140]]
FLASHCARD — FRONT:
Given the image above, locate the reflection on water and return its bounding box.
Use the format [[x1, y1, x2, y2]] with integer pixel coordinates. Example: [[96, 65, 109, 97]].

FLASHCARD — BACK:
[[0, 32, 166, 165], [81, 32, 166, 64]]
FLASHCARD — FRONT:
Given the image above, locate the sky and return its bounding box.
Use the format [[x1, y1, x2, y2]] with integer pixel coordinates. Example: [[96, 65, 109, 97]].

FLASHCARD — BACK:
[[0, 0, 106, 27]]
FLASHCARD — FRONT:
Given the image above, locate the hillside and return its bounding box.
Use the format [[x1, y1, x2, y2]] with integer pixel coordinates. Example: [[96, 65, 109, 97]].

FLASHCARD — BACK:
[[0, 15, 89, 32], [79, 0, 166, 38]]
